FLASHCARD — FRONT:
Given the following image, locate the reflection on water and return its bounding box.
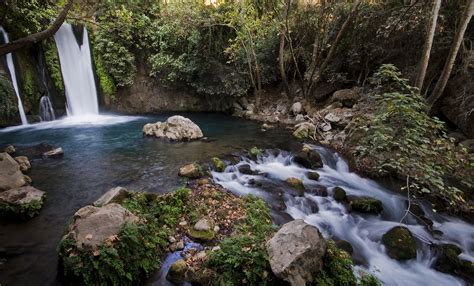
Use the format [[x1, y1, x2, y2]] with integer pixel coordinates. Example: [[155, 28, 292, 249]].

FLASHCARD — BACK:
[[0, 113, 294, 286]]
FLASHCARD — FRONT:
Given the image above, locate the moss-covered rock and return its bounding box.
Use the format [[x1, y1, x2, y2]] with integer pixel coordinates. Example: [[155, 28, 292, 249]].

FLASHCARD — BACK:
[[293, 146, 323, 169], [286, 177, 306, 195], [333, 187, 347, 202], [167, 259, 188, 283], [348, 196, 383, 214], [382, 226, 417, 261], [188, 228, 216, 242], [211, 157, 226, 172], [238, 164, 259, 175], [434, 244, 462, 274], [249, 146, 263, 160], [0, 186, 46, 219], [307, 171, 320, 181]]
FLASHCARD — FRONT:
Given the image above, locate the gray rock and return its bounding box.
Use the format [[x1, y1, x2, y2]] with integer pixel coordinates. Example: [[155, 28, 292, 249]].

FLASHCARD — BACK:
[[3, 145, 15, 155], [292, 122, 316, 139], [267, 219, 327, 285], [143, 116, 203, 141], [194, 218, 213, 231], [94, 187, 129, 207], [0, 153, 26, 191], [331, 89, 359, 108], [42, 147, 64, 159], [14, 156, 31, 172], [0, 186, 46, 218], [292, 102, 303, 115], [179, 163, 203, 179], [65, 203, 139, 249], [295, 114, 305, 122], [247, 103, 255, 112]]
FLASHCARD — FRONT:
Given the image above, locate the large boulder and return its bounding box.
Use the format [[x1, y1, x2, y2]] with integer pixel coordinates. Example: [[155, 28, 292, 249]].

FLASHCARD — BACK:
[[292, 146, 323, 169], [0, 186, 46, 218], [267, 219, 327, 285], [64, 203, 139, 249], [382, 226, 417, 261], [0, 152, 26, 191], [143, 116, 203, 141]]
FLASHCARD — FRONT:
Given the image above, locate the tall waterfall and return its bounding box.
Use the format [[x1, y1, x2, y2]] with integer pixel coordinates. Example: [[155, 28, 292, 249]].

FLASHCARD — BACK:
[[0, 27, 28, 125], [54, 23, 99, 116]]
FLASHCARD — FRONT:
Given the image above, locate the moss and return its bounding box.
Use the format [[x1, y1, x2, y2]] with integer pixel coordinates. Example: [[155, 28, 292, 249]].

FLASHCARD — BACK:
[[249, 146, 263, 159], [188, 228, 215, 241], [211, 157, 226, 172], [349, 197, 383, 214], [43, 39, 64, 93], [382, 226, 417, 261], [0, 199, 44, 219], [89, 28, 117, 101], [16, 49, 41, 114]]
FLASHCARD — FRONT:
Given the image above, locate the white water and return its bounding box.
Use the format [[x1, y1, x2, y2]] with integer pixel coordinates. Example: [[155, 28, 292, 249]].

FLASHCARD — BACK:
[[54, 23, 99, 116], [0, 27, 28, 125], [212, 146, 474, 286], [39, 95, 55, 121]]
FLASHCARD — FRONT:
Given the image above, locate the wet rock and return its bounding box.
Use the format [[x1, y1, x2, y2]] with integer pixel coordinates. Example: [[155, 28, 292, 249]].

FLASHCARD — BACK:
[[382, 226, 417, 261], [0, 152, 26, 191], [348, 196, 383, 214], [310, 186, 328, 197], [94, 187, 130, 207], [307, 171, 320, 181], [331, 89, 360, 108], [15, 143, 58, 159], [335, 239, 353, 255], [434, 244, 462, 274], [211, 157, 226, 172], [460, 259, 474, 281], [238, 164, 258, 175], [42, 147, 64, 159], [307, 199, 319, 213], [292, 102, 303, 115], [3, 145, 15, 155], [333, 187, 347, 202], [188, 218, 215, 241], [64, 203, 139, 249], [293, 147, 323, 169], [0, 186, 46, 218], [14, 156, 31, 172], [267, 219, 327, 285], [292, 122, 316, 139], [179, 163, 203, 179], [286, 177, 306, 195], [167, 259, 188, 283], [143, 115, 203, 141]]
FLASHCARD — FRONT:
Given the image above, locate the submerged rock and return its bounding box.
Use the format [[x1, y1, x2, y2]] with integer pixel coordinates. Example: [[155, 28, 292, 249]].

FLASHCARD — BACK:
[[238, 164, 258, 175], [382, 226, 417, 261], [14, 156, 31, 172], [94, 187, 130, 207], [65, 203, 139, 249], [0, 186, 46, 218], [16, 143, 60, 159], [0, 152, 26, 191], [143, 115, 203, 141], [179, 163, 203, 179], [292, 146, 323, 169], [434, 244, 462, 274], [267, 219, 327, 285], [348, 196, 383, 214]]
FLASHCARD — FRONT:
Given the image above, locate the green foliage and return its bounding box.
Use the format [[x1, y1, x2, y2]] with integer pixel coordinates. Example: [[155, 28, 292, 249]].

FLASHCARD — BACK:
[[207, 195, 274, 285], [352, 65, 472, 207], [249, 146, 263, 158], [0, 200, 43, 219], [0, 75, 18, 123], [314, 241, 380, 286], [43, 39, 64, 93]]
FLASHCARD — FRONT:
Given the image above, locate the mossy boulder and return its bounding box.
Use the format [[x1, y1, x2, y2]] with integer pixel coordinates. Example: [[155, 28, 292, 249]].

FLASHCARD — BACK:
[[211, 157, 226, 172], [307, 171, 320, 181], [434, 244, 462, 274], [167, 259, 188, 283], [348, 196, 383, 214], [188, 218, 216, 242], [333, 187, 347, 202], [238, 164, 259, 175], [382, 226, 417, 261], [0, 186, 46, 219], [286, 177, 306, 195], [293, 147, 323, 169], [179, 163, 203, 179]]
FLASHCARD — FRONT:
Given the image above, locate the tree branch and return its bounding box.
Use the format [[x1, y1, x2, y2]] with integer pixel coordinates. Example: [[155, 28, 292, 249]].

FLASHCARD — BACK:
[[0, 0, 74, 56]]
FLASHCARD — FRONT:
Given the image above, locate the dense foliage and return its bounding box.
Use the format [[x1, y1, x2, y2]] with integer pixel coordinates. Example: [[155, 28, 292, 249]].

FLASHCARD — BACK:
[[350, 65, 473, 209]]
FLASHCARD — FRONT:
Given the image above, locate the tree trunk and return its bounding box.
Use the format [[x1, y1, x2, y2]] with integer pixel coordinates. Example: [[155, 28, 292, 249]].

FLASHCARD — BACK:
[[279, 0, 292, 101], [0, 0, 74, 56], [307, 0, 361, 92], [415, 0, 441, 91], [427, 0, 474, 112]]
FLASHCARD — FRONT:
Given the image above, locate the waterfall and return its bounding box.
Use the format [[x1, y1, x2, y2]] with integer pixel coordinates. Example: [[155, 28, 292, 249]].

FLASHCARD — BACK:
[[39, 95, 55, 121], [54, 23, 99, 116], [0, 27, 28, 125]]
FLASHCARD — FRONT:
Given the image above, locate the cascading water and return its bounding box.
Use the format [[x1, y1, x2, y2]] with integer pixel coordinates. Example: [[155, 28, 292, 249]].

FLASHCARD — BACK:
[[0, 27, 28, 125], [212, 146, 474, 286], [39, 95, 55, 121], [54, 23, 99, 116]]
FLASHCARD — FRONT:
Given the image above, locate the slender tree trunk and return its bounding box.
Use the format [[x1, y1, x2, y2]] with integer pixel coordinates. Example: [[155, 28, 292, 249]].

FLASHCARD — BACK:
[[427, 0, 474, 112], [279, 0, 292, 101], [0, 0, 74, 56], [307, 0, 361, 92], [415, 0, 441, 91]]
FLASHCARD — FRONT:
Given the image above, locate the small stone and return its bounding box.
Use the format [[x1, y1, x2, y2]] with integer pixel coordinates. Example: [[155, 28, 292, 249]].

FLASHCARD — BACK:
[[295, 114, 305, 122], [196, 251, 207, 260], [213, 225, 220, 233], [42, 147, 64, 159], [292, 102, 303, 114], [307, 171, 320, 181], [179, 221, 188, 226], [194, 218, 213, 231], [176, 240, 185, 250], [169, 236, 177, 243], [211, 246, 221, 252]]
